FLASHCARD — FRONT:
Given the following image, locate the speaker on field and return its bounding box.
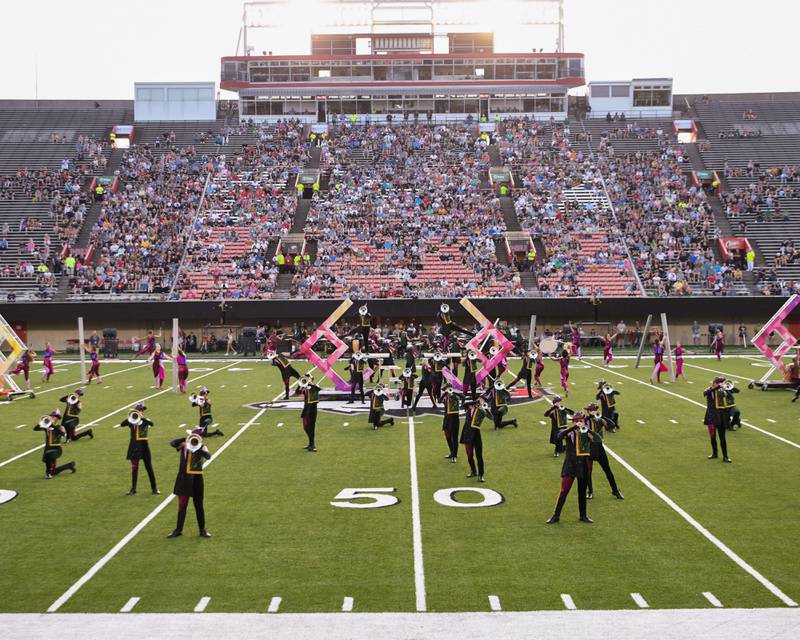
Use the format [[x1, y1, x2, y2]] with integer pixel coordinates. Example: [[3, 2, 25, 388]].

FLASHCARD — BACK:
[[103, 328, 117, 339]]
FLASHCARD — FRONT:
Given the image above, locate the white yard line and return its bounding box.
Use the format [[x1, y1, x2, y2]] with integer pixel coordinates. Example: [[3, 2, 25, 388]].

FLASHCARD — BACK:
[[194, 597, 210, 613], [408, 414, 427, 613], [631, 593, 649, 609], [582, 360, 800, 450], [703, 592, 724, 608], [119, 597, 139, 613], [7, 363, 148, 402], [488, 595, 502, 612], [604, 444, 797, 608], [342, 597, 354, 612], [267, 596, 282, 613], [45, 370, 314, 613], [1, 362, 242, 470], [560, 594, 576, 610], [684, 362, 745, 382]]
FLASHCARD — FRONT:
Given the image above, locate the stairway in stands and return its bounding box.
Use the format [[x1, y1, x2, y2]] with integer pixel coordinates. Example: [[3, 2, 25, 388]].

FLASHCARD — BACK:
[[75, 147, 125, 248]]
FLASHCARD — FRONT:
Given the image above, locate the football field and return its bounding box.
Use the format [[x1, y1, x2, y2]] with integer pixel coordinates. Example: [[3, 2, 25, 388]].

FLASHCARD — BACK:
[[1, 353, 798, 623]]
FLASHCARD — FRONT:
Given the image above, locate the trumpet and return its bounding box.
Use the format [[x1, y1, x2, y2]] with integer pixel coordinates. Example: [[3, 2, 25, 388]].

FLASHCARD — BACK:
[[602, 383, 614, 395], [185, 432, 203, 452], [38, 415, 53, 429], [128, 410, 143, 425], [66, 393, 80, 405]]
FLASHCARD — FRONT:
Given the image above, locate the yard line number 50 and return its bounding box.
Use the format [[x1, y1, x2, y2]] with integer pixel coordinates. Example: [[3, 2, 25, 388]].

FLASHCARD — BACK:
[[330, 487, 505, 509]]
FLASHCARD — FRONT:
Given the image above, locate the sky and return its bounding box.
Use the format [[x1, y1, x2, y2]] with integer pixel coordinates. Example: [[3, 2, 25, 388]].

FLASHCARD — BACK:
[[0, 0, 797, 100]]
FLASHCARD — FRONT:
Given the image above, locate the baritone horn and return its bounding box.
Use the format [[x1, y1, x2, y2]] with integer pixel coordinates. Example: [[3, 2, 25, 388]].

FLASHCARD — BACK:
[[66, 393, 80, 405], [602, 383, 614, 395], [38, 415, 53, 429], [186, 432, 203, 452], [722, 380, 734, 392], [189, 392, 206, 406], [128, 410, 142, 425]]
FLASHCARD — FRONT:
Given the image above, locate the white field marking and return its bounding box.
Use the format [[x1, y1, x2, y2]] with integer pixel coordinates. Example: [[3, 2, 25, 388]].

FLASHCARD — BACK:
[[211, 423, 219, 428], [4, 363, 148, 403], [684, 362, 743, 381], [631, 593, 649, 608], [408, 414, 427, 612], [343, 422, 349, 427], [636, 419, 646, 425], [126, 386, 133, 389], [243, 384, 248, 388], [220, 385, 226, 388], [687, 380, 695, 384], [582, 360, 800, 450], [46, 371, 314, 613], [178, 423, 186, 429], [539, 420, 547, 425], [341, 597, 354, 612], [267, 596, 282, 613], [0, 364, 241, 467], [561, 594, 576, 610], [14, 424, 26, 429], [276, 422, 284, 427], [767, 419, 776, 423], [604, 443, 797, 608], [703, 592, 724, 607], [670, 419, 678, 424], [194, 597, 210, 613], [103, 386, 110, 389], [119, 597, 139, 613], [488, 595, 502, 611]]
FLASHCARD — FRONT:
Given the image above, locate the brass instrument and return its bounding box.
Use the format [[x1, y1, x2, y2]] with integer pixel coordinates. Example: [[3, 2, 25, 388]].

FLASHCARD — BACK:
[[38, 415, 53, 429], [722, 380, 734, 392], [602, 383, 614, 395], [185, 432, 203, 452], [66, 393, 80, 405], [128, 410, 143, 425], [440, 303, 450, 314]]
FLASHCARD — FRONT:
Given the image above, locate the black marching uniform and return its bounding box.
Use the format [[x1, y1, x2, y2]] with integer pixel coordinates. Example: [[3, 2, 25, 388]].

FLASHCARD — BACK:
[[704, 386, 731, 461], [725, 386, 741, 430], [299, 383, 320, 450], [196, 398, 224, 437], [412, 360, 437, 409], [346, 356, 366, 403], [437, 310, 475, 340], [122, 417, 158, 493], [544, 405, 574, 456], [548, 425, 593, 523], [401, 372, 418, 408], [460, 402, 490, 479], [596, 388, 621, 431], [34, 421, 75, 477], [169, 439, 211, 537], [367, 391, 394, 429], [508, 352, 535, 397], [442, 392, 462, 460], [491, 387, 517, 429], [586, 414, 623, 499], [60, 396, 92, 441], [431, 357, 447, 401], [273, 354, 301, 399], [462, 355, 480, 401], [357, 313, 372, 351]]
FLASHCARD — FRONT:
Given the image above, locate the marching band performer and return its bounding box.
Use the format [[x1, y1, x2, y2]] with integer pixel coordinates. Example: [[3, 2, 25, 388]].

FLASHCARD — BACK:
[[544, 396, 573, 457], [367, 383, 395, 430], [148, 343, 171, 389], [412, 356, 437, 411], [568, 322, 582, 359], [558, 344, 571, 396], [134, 330, 161, 359], [490, 379, 517, 430], [546, 413, 595, 524], [712, 330, 725, 360], [585, 402, 624, 500], [789, 351, 800, 402], [355, 305, 372, 352], [346, 350, 367, 404], [400, 367, 417, 409], [724, 380, 742, 430], [437, 303, 475, 348], [120, 403, 159, 495], [460, 397, 491, 482], [11, 349, 35, 389], [704, 377, 732, 463], [602, 332, 619, 367], [41, 343, 60, 383], [297, 374, 320, 451], [508, 347, 535, 398], [265, 350, 302, 399], [167, 430, 211, 538], [60, 389, 93, 442], [191, 387, 224, 437], [33, 410, 76, 479], [673, 342, 687, 382], [462, 349, 480, 401], [176, 347, 190, 393], [649, 335, 667, 384], [596, 381, 621, 432], [441, 383, 461, 462], [431, 350, 447, 402], [83, 343, 102, 384]]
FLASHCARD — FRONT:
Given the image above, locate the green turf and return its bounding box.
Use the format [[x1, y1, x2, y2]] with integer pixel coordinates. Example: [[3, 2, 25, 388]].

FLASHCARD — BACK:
[[0, 355, 797, 613]]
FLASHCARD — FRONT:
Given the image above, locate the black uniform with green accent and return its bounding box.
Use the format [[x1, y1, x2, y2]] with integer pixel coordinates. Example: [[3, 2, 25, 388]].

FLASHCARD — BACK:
[[431, 357, 446, 401], [509, 352, 535, 397], [586, 414, 621, 497], [122, 417, 158, 492], [347, 356, 366, 402], [491, 387, 516, 429], [34, 422, 74, 476], [544, 405, 574, 454], [550, 425, 593, 520], [442, 392, 461, 459], [170, 438, 211, 534], [60, 396, 91, 441], [196, 399, 224, 437], [413, 360, 437, 408], [725, 386, 741, 429], [596, 389, 620, 430], [462, 356, 479, 400], [460, 403, 490, 477], [704, 386, 730, 459], [401, 372, 418, 407], [367, 391, 394, 429], [273, 354, 301, 398], [300, 383, 320, 448]]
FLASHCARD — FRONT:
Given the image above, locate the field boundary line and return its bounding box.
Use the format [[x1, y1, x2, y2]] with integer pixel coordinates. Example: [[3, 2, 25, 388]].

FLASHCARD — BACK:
[[46, 367, 315, 613], [581, 360, 800, 450], [604, 443, 797, 608], [0, 361, 242, 471], [408, 414, 427, 612]]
